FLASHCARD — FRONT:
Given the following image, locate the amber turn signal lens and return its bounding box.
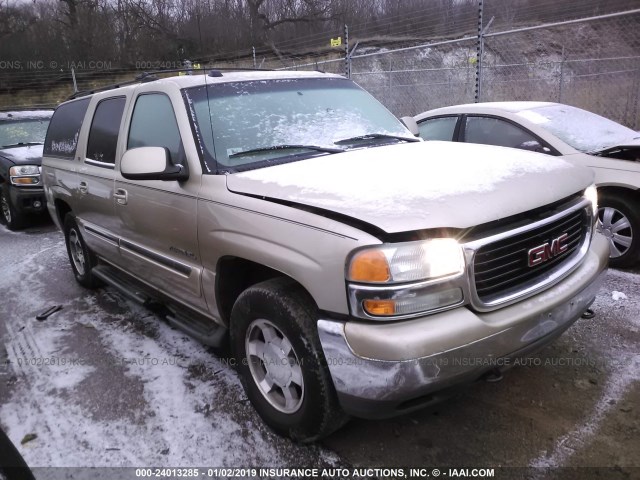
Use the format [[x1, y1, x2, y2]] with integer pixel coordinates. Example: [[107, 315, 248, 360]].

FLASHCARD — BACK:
[[363, 299, 396, 316], [13, 177, 39, 185], [348, 250, 390, 282]]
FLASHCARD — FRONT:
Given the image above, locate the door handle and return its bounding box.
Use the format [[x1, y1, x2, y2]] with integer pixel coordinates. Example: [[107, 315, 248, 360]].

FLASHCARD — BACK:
[[78, 181, 88, 194], [114, 188, 128, 205]]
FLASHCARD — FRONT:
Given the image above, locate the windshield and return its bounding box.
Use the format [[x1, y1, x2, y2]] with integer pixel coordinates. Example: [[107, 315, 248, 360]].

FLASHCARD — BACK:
[[183, 77, 411, 172], [515, 104, 637, 153], [0, 118, 50, 148]]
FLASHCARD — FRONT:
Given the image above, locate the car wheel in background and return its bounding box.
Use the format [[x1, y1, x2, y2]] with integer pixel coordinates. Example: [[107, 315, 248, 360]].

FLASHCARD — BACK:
[[63, 213, 101, 288], [0, 188, 24, 231], [230, 277, 348, 442], [597, 193, 640, 268]]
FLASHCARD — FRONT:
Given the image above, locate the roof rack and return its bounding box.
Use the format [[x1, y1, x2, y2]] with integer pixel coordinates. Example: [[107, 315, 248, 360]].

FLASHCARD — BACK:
[[66, 66, 274, 101]]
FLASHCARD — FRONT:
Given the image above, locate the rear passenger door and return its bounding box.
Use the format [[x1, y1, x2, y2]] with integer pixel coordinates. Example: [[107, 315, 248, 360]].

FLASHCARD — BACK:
[[75, 96, 126, 259], [113, 90, 205, 309], [461, 115, 553, 154]]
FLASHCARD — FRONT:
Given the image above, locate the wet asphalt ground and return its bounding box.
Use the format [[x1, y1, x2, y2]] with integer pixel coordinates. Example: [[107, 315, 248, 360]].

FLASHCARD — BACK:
[[0, 218, 638, 479]]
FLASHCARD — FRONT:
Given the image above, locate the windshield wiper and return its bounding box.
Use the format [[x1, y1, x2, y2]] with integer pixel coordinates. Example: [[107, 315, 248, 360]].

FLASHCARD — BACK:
[[334, 133, 420, 145], [588, 136, 640, 155], [1, 141, 44, 148], [228, 144, 345, 159]]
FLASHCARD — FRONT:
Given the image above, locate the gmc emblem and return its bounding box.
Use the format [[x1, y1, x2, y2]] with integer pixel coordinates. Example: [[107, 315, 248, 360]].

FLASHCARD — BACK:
[[527, 233, 569, 267]]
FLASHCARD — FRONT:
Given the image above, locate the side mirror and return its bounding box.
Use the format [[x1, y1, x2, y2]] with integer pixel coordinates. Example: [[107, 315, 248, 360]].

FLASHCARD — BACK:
[[400, 116, 420, 137], [120, 146, 188, 181], [518, 140, 551, 155]]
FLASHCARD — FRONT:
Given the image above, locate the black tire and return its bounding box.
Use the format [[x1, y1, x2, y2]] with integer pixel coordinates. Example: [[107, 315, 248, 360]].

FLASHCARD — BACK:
[[597, 193, 640, 268], [1, 187, 24, 231], [0, 427, 35, 480], [230, 277, 348, 442], [63, 213, 101, 288]]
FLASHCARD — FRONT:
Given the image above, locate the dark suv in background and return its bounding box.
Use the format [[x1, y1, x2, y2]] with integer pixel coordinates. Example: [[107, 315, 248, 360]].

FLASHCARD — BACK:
[[0, 109, 53, 230]]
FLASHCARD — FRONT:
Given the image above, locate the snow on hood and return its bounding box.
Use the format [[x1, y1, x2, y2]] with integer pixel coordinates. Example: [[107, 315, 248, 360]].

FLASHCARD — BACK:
[[0, 110, 53, 121], [226, 141, 593, 233], [0, 144, 44, 164]]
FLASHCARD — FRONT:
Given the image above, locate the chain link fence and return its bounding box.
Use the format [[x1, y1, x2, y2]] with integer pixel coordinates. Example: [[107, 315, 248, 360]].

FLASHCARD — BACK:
[[350, 38, 478, 117], [348, 3, 640, 129], [1, 2, 638, 129], [480, 9, 640, 129]]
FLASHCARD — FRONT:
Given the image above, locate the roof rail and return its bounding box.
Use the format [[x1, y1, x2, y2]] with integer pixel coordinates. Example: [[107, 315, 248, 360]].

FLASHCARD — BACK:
[[65, 66, 274, 101]]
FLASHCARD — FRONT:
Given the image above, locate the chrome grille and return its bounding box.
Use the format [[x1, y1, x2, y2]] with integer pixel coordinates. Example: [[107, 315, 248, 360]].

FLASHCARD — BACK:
[[473, 205, 589, 304]]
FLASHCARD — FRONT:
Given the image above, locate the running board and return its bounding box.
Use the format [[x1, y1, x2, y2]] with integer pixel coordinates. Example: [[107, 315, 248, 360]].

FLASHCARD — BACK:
[[165, 310, 227, 347], [92, 265, 149, 304], [91, 265, 227, 347]]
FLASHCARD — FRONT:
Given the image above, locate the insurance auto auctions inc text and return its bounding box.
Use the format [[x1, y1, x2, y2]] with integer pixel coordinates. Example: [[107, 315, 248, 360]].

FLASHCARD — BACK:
[[255, 468, 495, 478]]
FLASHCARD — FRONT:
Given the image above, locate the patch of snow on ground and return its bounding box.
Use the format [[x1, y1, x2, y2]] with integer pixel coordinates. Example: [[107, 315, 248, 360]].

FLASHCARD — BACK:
[[611, 291, 628, 301]]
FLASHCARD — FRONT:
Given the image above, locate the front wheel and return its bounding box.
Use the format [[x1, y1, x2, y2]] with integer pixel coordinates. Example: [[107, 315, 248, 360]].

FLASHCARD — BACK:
[[1, 188, 24, 231], [63, 214, 101, 288], [597, 193, 640, 268], [230, 277, 347, 442]]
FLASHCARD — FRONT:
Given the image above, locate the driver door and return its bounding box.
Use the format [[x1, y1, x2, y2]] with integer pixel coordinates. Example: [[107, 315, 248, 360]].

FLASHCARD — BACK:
[[113, 91, 205, 309]]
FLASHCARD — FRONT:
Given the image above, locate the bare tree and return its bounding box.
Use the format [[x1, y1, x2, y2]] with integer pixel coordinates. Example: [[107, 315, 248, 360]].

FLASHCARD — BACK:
[[0, 2, 37, 40]]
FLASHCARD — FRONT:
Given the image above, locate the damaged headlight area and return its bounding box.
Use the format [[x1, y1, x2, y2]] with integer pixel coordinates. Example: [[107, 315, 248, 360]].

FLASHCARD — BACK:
[[584, 184, 598, 218]]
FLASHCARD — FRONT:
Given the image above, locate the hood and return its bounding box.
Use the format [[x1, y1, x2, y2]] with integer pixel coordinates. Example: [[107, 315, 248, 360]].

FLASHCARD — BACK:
[[226, 141, 593, 234], [0, 110, 52, 121], [0, 144, 44, 165]]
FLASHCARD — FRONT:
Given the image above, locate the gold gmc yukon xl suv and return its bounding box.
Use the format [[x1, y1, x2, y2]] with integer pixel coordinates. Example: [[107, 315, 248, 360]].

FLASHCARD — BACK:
[[42, 71, 609, 441]]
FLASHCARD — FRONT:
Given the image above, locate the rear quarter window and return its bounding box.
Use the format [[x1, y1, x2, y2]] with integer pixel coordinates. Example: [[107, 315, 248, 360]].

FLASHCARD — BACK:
[[44, 98, 90, 159]]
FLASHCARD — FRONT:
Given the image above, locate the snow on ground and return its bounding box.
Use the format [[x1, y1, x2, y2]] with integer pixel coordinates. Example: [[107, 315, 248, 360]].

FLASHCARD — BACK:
[[529, 354, 640, 470], [1, 226, 639, 472], [611, 291, 628, 301], [528, 267, 640, 470], [0, 231, 343, 468]]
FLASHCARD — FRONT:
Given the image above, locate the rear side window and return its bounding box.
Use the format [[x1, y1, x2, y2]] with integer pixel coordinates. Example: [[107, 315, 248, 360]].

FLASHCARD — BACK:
[[86, 97, 126, 166], [418, 116, 458, 141], [127, 93, 184, 164], [464, 116, 542, 150], [44, 98, 90, 159]]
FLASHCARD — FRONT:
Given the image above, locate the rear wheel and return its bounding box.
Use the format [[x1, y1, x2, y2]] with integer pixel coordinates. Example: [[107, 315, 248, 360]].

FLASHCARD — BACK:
[[1, 188, 24, 231], [597, 193, 640, 268], [230, 277, 347, 442], [63, 214, 101, 288]]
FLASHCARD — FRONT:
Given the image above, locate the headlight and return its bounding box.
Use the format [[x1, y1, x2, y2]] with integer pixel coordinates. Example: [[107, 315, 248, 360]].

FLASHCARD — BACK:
[[9, 165, 41, 185], [346, 239, 466, 320], [585, 184, 598, 214], [347, 238, 465, 284]]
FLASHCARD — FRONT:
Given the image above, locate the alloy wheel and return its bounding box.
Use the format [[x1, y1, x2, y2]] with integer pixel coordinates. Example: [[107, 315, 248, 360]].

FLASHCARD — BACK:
[[245, 318, 304, 414], [69, 228, 86, 274]]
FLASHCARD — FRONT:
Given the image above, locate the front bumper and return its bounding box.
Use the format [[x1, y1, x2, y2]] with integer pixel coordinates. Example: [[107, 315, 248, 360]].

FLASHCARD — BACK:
[[9, 186, 46, 214], [318, 233, 609, 418]]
